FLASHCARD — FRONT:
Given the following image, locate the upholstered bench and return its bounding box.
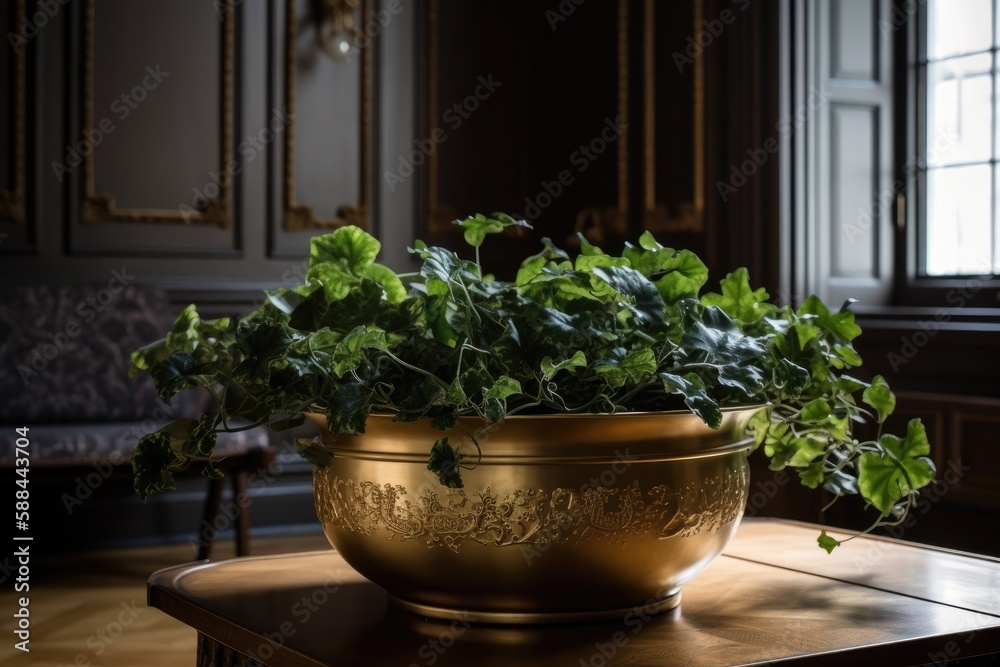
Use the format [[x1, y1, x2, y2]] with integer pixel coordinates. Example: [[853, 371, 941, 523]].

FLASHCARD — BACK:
[[0, 283, 273, 558]]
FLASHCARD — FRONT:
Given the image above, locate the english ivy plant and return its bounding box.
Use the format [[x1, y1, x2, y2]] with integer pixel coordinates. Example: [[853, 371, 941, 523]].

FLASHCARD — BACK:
[[130, 214, 936, 551]]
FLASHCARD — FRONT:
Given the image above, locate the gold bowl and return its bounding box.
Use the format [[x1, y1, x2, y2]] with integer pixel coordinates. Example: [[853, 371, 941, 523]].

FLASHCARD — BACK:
[[307, 408, 756, 623]]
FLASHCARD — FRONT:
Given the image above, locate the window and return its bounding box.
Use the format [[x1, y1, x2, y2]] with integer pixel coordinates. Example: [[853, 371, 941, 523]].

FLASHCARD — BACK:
[[916, 0, 999, 277]]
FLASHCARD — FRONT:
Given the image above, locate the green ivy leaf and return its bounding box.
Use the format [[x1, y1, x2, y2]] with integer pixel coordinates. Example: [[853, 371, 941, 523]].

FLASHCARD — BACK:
[[862, 375, 896, 424], [363, 263, 407, 304], [326, 382, 370, 434], [515, 238, 572, 286], [484, 375, 522, 401], [132, 431, 182, 502], [817, 530, 840, 553], [185, 413, 220, 458], [296, 437, 334, 467], [623, 242, 708, 303], [541, 350, 588, 380], [332, 325, 387, 378], [621, 348, 657, 382], [575, 235, 631, 272], [149, 351, 201, 402], [800, 398, 833, 423], [660, 372, 722, 429], [747, 406, 772, 448], [835, 344, 863, 367], [857, 419, 936, 515], [264, 287, 306, 315], [701, 268, 770, 324], [591, 265, 665, 325], [427, 437, 463, 488], [454, 213, 505, 247], [797, 295, 862, 341], [306, 263, 356, 303], [787, 436, 826, 467], [310, 225, 380, 273]]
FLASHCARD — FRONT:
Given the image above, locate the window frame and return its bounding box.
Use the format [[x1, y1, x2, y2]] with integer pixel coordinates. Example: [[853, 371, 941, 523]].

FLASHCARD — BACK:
[[894, 0, 1000, 309]]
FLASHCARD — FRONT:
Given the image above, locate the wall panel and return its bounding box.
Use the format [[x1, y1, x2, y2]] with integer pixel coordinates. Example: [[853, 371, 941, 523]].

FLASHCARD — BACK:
[[0, 0, 35, 253], [269, 0, 373, 259], [68, 0, 238, 256], [830, 0, 877, 81], [830, 104, 879, 278]]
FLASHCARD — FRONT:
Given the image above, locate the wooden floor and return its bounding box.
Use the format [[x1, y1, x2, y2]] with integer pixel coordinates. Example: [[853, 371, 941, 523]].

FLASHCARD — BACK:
[[0, 533, 331, 667]]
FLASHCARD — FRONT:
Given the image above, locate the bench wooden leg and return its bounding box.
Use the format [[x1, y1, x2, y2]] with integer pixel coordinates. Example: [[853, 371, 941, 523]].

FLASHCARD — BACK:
[[198, 477, 225, 561], [232, 469, 250, 557]]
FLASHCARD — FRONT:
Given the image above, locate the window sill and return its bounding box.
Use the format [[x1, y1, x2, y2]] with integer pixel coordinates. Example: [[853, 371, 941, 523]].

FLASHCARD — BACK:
[[851, 304, 1000, 332]]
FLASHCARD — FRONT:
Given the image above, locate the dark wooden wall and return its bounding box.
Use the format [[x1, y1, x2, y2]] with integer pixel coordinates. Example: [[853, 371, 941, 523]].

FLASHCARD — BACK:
[[2, 0, 784, 550], [4, 0, 994, 557]]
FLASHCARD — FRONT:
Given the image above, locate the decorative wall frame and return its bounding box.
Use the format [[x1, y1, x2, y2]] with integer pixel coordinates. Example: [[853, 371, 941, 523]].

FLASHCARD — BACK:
[[282, 0, 372, 231], [79, 0, 233, 227], [423, 0, 703, 238], [642, 0, 704, 234], [0, 0, 27, 226], [422, 0, 457, 234]]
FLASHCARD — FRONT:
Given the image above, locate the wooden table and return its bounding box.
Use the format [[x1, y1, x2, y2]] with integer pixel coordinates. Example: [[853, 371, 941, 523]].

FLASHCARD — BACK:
[[147, 518, 1000, 666]]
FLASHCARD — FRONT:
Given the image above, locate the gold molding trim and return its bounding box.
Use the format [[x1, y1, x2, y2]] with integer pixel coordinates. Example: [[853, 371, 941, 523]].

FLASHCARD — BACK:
[[283, 0, 372, 232], [80, 0, 232, 227], [0, 0, 27, 225], [643, 0, 704, 234], [424, 0, 456, 234]]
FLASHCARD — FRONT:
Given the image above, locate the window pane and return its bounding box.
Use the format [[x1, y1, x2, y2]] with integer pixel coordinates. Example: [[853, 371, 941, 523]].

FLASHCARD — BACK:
[[926, 54, 992, 166], [925, 165, 993, 275], [927, 0, 993, 61], [995, 166, 1000, 274]]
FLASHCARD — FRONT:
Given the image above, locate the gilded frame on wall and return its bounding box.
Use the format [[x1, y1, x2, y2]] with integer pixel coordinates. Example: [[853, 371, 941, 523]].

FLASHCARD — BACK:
[[79, 0, 233, 227], [282, 0, 372, 231], [0, 0, 27, 226], [642, 0, 704, 234], [423, 0, 704, 237]]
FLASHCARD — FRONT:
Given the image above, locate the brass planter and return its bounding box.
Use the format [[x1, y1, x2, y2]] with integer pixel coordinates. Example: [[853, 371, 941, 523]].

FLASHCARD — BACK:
[[307, 408, 756, 623]]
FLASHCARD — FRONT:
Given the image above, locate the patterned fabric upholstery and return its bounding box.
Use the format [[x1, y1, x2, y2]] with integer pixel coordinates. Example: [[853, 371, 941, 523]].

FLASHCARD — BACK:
[[0, 421, 269, 468], [0, 283, 269, 467], [0, 283, 174, 423]]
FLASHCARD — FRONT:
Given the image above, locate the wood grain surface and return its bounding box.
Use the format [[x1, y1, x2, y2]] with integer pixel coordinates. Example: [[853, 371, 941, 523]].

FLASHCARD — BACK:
[[148, 518, 1000, 666]]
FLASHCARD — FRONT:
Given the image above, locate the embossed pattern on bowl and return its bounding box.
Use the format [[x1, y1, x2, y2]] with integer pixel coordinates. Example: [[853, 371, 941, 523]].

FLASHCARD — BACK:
[[307, 409, 756, 623]]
